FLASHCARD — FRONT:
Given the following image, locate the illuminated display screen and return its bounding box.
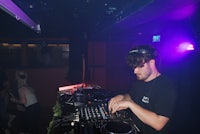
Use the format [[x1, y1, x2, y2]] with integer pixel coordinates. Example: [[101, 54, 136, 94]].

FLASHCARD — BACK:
[[152, 35, 161, 42]]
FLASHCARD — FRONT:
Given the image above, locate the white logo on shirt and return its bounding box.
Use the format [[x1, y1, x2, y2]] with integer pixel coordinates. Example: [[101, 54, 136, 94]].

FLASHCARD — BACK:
[[142, 96, 149, 103]]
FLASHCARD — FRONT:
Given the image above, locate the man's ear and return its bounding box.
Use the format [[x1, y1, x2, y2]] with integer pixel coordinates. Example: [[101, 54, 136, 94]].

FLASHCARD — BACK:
[[149, 59, 155, 66]]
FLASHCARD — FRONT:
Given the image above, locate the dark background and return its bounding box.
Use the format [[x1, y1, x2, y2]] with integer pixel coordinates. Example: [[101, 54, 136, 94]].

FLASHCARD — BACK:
[[1, 0, 200, 133]]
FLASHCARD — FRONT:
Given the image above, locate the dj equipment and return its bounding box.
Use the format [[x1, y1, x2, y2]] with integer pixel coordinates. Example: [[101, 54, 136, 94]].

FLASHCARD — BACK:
[[50, 88, 142, 134]]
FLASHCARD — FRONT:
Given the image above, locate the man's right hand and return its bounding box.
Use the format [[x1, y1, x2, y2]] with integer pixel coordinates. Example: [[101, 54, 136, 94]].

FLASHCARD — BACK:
[[108, 95, 124, 112]]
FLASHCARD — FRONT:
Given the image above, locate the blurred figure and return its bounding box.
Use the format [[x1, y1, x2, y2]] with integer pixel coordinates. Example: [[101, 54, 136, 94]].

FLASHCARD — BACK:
[[10, 70, 40, 134], [0, 68, 14, 134]]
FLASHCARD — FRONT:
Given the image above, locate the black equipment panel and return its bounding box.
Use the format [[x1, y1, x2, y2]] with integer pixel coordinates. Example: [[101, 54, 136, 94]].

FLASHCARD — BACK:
[[50, 88, 142, 134]]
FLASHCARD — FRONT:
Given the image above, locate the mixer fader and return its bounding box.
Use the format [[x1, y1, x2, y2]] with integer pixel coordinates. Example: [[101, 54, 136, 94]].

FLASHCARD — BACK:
[[80, 103, 109, 121]]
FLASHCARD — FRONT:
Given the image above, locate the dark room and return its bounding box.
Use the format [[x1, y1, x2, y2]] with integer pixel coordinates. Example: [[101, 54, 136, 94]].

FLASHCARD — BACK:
[[0, 0, 200, 134]]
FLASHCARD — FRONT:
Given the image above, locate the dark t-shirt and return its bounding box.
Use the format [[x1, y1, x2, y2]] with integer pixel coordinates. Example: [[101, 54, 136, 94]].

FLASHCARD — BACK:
[[129, 75, 177, 134]]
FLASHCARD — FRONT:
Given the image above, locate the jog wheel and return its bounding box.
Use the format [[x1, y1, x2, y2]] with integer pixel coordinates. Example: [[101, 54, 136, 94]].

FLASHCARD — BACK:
[[101, 121, 134, 134]]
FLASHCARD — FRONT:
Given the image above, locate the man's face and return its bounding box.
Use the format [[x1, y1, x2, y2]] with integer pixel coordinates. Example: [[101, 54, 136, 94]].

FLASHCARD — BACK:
[[133, 61, 152, 81]]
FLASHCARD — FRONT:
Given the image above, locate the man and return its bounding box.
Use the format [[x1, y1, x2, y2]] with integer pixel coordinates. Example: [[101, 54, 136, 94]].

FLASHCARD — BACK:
[[108, 45, 177, 134]]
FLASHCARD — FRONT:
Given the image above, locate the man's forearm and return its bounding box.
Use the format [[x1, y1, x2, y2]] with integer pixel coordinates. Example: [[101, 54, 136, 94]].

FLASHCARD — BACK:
[[128, 101, 169, 131], [123, 94, 132, 101]]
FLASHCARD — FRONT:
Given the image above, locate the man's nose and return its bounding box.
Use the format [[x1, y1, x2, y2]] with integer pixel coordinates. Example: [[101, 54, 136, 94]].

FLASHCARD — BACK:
[[133, 67, 138, 74]]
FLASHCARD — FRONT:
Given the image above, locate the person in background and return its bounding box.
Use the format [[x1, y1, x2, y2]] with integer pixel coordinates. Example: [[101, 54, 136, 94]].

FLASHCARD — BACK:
[[0, 68, 14, 134], [10, 70, 40, 134], [108, 45, 177, 134]]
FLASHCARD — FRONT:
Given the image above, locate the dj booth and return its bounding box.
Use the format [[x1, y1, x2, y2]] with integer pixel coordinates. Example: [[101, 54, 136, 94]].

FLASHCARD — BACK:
[[48, 85, 142, 134]]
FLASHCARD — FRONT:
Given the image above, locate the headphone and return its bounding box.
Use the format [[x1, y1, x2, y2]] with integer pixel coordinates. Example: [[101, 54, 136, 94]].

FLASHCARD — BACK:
[[129, 45, 157, 60]]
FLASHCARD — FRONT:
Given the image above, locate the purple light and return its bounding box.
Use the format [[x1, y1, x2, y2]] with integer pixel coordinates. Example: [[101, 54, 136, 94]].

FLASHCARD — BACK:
[[178, 42, 194, 52], [160, 35, 195, 63], [164, 0, 197, 21], [0, 0, 41, 33], [168, 4, 196, 20], [187, 44, 194, 50]]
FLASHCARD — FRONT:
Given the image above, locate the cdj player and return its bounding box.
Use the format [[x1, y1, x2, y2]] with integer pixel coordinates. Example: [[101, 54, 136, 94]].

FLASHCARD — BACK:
[[49, 88, 142, 134]]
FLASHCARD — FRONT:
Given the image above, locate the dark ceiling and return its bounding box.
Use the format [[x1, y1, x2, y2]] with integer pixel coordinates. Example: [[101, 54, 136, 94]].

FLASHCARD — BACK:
[[0, 0, 200, 40], [0, 0, 154, 39]]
